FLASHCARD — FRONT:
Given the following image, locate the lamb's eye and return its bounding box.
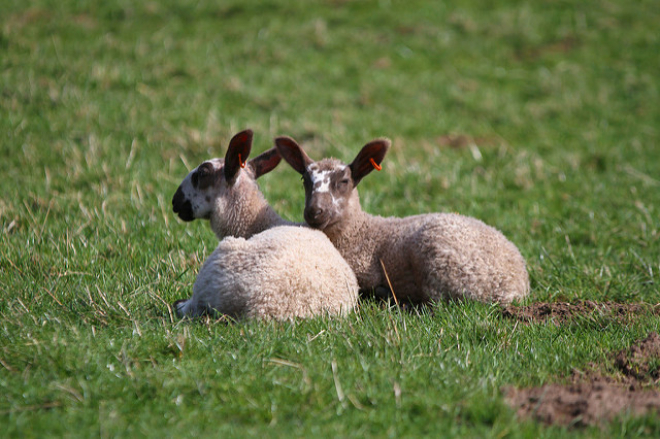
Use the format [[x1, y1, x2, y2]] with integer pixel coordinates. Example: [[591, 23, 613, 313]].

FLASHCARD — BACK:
[[340, 179, 350, 185], [191, 172, 199, 187]]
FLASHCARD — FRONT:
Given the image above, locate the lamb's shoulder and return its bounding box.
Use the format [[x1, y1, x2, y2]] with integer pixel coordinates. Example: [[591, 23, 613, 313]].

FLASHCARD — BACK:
[[333, 213, 412, 289], [191, 239, 251, 317], [368, 213, 439, 254]]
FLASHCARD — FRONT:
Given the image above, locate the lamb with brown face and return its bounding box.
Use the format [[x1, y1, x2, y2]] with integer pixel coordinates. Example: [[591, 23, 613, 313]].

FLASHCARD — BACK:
[[301, 161, 353, 229], [275, 135, 530, 305]]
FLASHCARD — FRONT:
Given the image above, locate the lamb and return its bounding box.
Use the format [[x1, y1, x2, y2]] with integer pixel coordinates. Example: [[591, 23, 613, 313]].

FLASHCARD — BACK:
[[171, 129, 358, 319], [274, 136, 530, 305]]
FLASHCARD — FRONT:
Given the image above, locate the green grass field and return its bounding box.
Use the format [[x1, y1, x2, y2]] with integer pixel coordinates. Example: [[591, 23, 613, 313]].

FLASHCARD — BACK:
[[2, 0, 659, 436]]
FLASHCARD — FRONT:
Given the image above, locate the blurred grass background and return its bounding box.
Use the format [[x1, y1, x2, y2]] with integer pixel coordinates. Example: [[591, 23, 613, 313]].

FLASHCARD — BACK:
[[1, 0, 659, 436]]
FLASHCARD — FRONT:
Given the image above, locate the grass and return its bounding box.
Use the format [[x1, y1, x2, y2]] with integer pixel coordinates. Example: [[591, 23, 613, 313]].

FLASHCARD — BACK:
[[1, 0, 659, 436]]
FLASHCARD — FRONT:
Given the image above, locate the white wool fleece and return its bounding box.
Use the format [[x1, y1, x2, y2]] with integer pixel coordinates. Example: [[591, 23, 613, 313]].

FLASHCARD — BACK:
[[176, 226, 359, 320]]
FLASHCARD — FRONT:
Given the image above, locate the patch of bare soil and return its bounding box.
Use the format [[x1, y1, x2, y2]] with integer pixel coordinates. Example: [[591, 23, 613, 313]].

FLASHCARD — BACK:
[[501, 300, 660, 325], [504, 332, 660, 427], [615, 332, 660, 382], [505, 378, 660, 427]]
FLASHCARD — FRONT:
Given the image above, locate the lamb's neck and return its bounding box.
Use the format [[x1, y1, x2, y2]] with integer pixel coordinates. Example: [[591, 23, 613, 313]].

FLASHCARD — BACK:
[[324, 208, 373, 247], [212, 190, 290, 240], [322, 207, 395, 291], [249, 204, 291, 235]]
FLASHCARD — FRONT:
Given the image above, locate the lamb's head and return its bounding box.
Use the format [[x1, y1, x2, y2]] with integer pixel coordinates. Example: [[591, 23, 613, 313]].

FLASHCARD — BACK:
[[275, 136, 390, 230], [172, 129, 281, 223]]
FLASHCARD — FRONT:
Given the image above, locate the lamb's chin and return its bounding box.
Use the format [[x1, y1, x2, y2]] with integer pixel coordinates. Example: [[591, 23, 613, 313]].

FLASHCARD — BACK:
[[305, 217, 330, 230], [176, 210, 195, 222]]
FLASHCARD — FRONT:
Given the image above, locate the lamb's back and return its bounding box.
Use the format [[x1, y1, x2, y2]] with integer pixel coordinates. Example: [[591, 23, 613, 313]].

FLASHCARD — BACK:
[[411, 213, 529, 303], [193, 226, 359, 319]]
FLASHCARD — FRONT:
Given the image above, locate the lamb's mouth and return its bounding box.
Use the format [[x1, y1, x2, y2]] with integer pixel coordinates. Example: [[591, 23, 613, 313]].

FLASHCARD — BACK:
[[172, 199, 195, 222], [304, 214, 331, 230], [172, 187, 195, 222], [175, 208, 195, 222]]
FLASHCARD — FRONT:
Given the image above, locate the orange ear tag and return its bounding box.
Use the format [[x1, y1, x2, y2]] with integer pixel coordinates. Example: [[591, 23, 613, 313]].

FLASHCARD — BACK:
[[238, 154, 246, 168], [369, 158, 382, 171]]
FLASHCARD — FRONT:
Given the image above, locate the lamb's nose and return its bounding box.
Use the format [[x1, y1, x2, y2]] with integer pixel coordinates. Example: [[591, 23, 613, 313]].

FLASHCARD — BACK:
[[306, 206, 324, 220], [172, 187, 195, 221], [172, 187, 185, 212]]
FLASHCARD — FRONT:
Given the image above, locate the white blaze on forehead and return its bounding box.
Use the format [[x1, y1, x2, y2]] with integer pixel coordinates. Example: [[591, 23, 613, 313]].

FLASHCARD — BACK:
[[307, 164, 347, 194]]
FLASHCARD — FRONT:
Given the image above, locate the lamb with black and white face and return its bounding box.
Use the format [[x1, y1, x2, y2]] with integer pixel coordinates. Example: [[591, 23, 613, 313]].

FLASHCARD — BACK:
[[172, 129, 287, 240], [172, 158, 225, 222]]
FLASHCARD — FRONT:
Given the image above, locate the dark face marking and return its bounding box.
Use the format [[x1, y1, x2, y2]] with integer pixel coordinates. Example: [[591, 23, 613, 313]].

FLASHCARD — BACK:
[[172, 186, 195, 221], [193, 162, 217, 190], [172, 159, 225, 222]]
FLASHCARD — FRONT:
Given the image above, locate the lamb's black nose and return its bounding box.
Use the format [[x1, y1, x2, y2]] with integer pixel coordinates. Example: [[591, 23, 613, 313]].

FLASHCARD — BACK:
[[172, 187, 195, 222]]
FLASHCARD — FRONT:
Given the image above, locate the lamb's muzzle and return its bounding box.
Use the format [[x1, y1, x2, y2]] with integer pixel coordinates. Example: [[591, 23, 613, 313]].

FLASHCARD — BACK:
[[172, 186, 194, 222], [304, 201, 328, 228]]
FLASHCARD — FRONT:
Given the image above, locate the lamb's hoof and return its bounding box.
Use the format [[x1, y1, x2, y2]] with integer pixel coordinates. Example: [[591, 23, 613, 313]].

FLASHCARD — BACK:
[[172, 299, 188, 318]]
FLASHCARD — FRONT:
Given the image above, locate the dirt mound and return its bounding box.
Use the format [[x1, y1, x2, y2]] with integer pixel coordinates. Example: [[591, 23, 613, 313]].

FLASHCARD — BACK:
[[505, 332, 660, 427], [501, 300, 659, 325], [615, 332, 660, 382], [505, 380, 660, 427]]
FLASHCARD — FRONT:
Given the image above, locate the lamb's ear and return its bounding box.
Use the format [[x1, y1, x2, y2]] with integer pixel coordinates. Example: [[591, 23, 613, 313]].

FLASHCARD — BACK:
[[248, 147, 281, 179], [225, 129, 253, 184], [349, 138, 391, 186], [274, 136, 314, 175]]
